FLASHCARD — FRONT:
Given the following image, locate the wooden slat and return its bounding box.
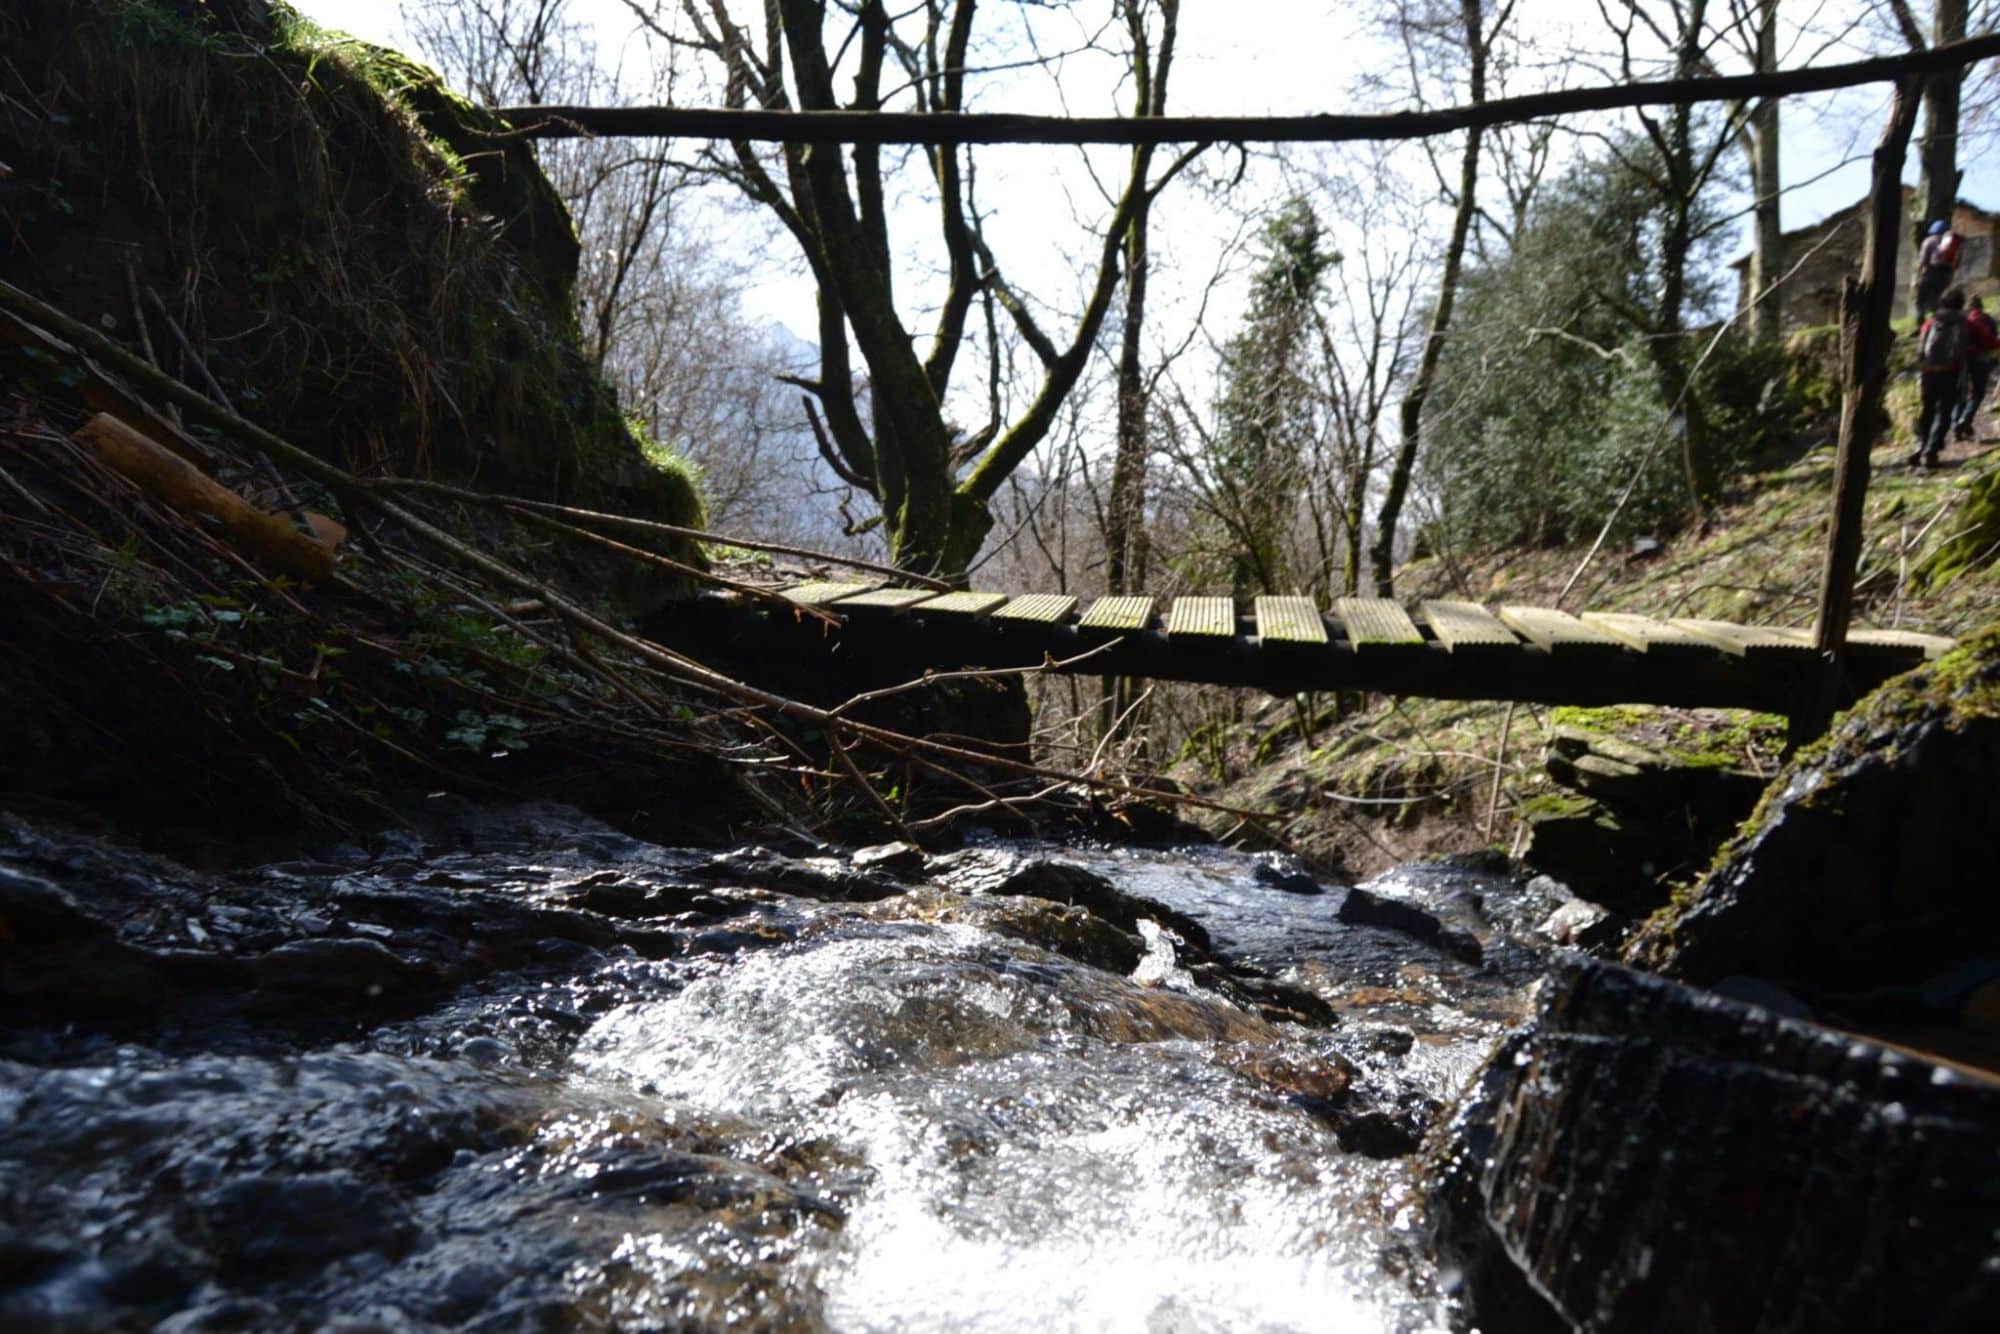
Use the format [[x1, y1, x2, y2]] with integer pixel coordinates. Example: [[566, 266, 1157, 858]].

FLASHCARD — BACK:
[[1334, 597, 1424, 647], [994, 593, 1079, 624], [1580, 612, 1715, 655], [1166, 596, 1237, 639], [1499, 605, 1626, 653], [1077, 595, 1156, 632], [835, 588, 939, 611], [1255, 596, 1329, 645], [1671, 618, 1813, 659], [916, 591, 1009, 618], [783, 580, 875, 606], [1849, 628, 1955, 661], [1422, 600, 1517, 652]]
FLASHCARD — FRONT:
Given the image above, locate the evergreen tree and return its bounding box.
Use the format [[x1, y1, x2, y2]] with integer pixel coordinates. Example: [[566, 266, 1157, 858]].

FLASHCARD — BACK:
[[1210, 198, 1338, 596]]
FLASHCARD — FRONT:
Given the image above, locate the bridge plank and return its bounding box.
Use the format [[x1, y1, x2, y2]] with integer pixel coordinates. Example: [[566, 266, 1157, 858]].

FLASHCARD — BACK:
[[1255, 596, 1329, 645], [1078, 595, 1157, 632], [1422, 600, 1516, 652], [1671, 618, 1812, 659], [917, 591, 1009, 618], [1166, 596, 1237, 639], [994, 593, 1079, 624], [835, 588, 940, 611], [1580, 612, 1714, 655], [1335, 598, 1424, 647], [1500, 606, 1626, 653], [1849, 628, 1955, 660], [783, 580, 876, 606]]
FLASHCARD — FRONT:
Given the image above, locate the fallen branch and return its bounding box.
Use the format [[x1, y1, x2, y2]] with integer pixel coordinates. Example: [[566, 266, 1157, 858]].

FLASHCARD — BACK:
[[494, 32, 2000, 145], [72, 413, 335, 583]]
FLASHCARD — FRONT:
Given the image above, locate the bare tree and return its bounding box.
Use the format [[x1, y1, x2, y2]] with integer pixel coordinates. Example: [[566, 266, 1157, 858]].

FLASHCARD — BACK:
[[1105, 0, 1179, 602], [1370, 0, 1518, 595], [1592, 0, 1752, 517], [623, 0, 1200, 577]]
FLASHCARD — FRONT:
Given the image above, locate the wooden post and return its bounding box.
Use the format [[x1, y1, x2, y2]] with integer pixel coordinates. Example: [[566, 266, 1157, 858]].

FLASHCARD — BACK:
[[1800, 76, 1925, 746]]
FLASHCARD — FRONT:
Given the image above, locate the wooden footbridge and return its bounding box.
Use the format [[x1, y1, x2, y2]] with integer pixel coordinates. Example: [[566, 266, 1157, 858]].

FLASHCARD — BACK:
[[681, 581, 1957, 717]]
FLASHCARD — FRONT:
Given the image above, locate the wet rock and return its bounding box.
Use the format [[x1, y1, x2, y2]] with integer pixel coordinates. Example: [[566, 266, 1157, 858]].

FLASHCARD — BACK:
[[850, 841, 924, 876], [1335, 887, 1481, 964], [0, 1233, 190, 1331], [1428, 958, 2000, 1333], [1331, 1109, 1424, 1159], [1631, 623, 2000, 994], [1536, 896, 1619, 952], [248, 938, 441, 1003], [196, 1171, 415, 1270], [863, 888, 1148, 973], [695, 847, 905, 903], [1250, 852, 1323, 896], [1187, 962, 1341, 1027], [930, 850, 1212, 952], [1218, 1044, 1354, 1115]]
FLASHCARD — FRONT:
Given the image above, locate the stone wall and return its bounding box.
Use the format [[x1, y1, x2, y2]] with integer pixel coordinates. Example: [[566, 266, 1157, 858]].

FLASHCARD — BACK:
[[1735, 191, 1998, 333]]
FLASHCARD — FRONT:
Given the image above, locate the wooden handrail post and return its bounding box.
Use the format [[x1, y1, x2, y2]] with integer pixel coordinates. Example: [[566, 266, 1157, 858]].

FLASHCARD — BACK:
[[1801, 75, 1925, 746]]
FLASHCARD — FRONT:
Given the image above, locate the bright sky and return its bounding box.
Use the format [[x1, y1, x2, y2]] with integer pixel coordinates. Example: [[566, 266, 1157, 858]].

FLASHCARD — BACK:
[[299, 0, 2000, 348]]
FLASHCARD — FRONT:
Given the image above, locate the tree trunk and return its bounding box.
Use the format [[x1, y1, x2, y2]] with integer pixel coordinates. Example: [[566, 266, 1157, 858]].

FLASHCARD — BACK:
[[1370, 0, 1487, 597], [1918, 0, 1969, 241], [1746, 0, 1783, 343], [1107, 192, 1152, 599]]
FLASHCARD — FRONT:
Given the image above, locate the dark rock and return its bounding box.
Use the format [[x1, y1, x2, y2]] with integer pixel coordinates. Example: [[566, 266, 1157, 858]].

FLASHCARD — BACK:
[[1332, 1109, 1424, 1159], [1250, 852, 1323, 896], [1631, 623, 2000, 994], [248, 938, 440, 1003], [929, 851, 1212, 952], [695, 847, 905, 903], [1335, 887, 1481, 964], [1428, 959, 2000, 1333], [196, 1172, 415, 1270], [851, 841, 925, 876]]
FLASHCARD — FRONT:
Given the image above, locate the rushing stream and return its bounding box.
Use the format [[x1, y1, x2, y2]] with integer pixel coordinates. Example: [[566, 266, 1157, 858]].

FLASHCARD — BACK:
[[0, 804, 1598, 1331]]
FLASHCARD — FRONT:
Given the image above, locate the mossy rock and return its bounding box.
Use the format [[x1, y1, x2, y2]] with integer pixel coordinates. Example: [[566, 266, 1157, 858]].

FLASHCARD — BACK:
[[0, 0, 704, 580], [1628, 620, 2000, 989], [1915, 459, 2000, 591]]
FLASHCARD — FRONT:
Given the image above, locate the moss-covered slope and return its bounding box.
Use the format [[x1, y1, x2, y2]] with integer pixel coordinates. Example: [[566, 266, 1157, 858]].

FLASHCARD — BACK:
[[0, 0, 699, 525]]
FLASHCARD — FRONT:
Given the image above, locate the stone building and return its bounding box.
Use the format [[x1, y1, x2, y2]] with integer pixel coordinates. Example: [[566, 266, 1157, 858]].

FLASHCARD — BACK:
[[1732, 188, 1999, 333]]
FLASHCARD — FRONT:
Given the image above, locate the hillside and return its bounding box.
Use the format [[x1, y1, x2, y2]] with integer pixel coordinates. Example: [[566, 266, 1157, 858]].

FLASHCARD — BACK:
[[1181, 345, 2000, 894]]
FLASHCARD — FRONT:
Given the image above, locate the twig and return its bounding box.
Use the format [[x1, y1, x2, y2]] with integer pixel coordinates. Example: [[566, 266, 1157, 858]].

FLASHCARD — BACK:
[[369, 476, 951, 590], [142, 285, 307, 521]]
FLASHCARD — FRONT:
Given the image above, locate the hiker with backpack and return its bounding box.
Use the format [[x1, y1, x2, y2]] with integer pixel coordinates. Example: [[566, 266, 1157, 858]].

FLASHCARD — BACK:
[[1914, 219, 1963, 319], [1954, 294, 1999, 441], [1912, 286, 1970, 468]]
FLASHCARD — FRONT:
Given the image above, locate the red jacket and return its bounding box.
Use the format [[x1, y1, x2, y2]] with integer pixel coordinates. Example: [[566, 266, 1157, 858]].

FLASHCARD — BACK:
[[1969, 309, 1999, 361]]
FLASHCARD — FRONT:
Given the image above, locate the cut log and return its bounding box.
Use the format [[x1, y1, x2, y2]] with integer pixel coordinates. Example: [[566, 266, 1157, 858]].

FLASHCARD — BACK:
[[72, 413, 335, 583]]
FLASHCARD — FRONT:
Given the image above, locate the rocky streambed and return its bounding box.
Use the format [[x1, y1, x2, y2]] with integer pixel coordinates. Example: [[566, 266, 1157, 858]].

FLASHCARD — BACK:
[[0, 799, 1616, 1331], [5, 775, 1998, 1332]]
